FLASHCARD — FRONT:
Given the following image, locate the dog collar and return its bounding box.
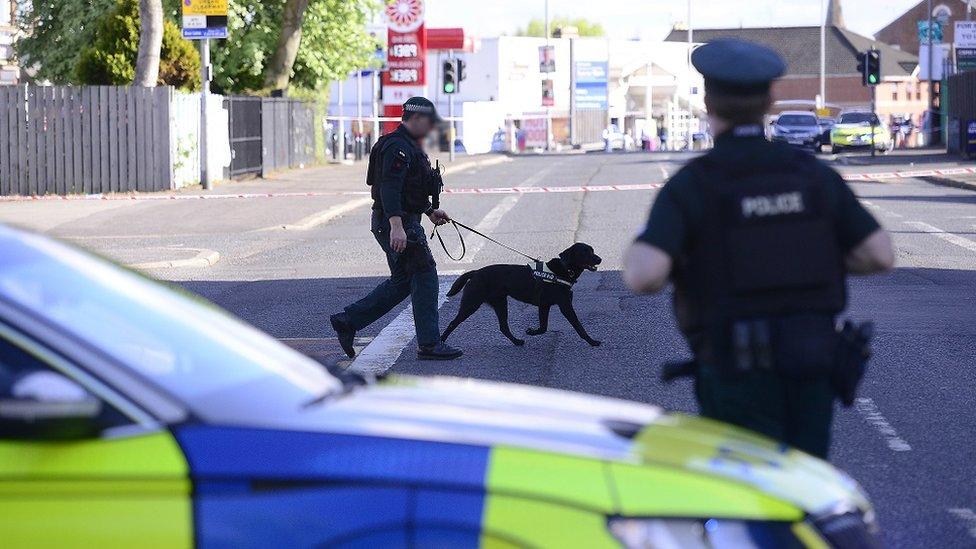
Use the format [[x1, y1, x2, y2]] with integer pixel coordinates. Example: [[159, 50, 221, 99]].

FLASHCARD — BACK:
[[530, 261, 574, 287]]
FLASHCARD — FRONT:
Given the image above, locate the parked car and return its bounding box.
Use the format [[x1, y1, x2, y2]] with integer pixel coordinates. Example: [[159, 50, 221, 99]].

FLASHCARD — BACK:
[[0, 225, 881, 548], [829, 111, 892, 154], [769, 111, 823, 150], [817, 117, 837, 148]]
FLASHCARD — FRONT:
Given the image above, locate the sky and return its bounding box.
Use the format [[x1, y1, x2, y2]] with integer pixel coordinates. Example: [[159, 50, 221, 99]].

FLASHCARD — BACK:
[[423, 0, 926, 41]]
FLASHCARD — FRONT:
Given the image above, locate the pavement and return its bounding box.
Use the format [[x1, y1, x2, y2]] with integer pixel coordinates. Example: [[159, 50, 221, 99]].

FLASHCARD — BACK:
[[2, 149, 975, 547]]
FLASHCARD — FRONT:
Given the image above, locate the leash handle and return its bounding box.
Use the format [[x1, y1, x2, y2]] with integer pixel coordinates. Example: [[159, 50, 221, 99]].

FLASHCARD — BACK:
[[429, 220, 467, 261]]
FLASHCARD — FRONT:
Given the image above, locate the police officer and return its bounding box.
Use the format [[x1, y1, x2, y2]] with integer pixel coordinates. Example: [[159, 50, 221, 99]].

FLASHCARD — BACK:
[[331, 97, 463, 361], [623, 39, 895, 458]]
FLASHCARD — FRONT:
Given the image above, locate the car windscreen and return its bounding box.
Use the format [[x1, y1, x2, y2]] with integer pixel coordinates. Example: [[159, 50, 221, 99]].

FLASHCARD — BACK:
[[776, 115, 817, 126], [0, 228, 342, 420], [839, 112, 879, 125]]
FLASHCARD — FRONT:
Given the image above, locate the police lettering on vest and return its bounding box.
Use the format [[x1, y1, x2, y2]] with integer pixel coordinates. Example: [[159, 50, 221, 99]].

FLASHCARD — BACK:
[[741, 192, 804, 218]]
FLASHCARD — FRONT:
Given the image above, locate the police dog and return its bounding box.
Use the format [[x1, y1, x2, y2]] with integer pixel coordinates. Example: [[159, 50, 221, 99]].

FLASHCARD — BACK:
[[441, 243, 603, 347]]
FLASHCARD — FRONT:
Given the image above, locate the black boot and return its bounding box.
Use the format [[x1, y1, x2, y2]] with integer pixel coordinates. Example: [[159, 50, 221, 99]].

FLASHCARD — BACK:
[[330, 313, 357, 359], [417, 342, 463, 361]]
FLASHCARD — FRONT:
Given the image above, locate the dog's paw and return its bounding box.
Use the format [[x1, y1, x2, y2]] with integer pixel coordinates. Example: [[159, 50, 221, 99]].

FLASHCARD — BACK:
[[526, 327, 545, 336], [513, 339, 526, 346], [588, 339, 602, 347]]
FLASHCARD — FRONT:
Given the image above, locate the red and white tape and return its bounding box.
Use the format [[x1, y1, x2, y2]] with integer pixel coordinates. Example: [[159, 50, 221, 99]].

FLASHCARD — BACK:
[[0, 168, 972, 202]]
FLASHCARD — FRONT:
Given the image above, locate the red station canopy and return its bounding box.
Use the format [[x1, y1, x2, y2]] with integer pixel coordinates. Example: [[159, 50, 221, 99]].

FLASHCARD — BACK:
[[426, 28, 477, 52]]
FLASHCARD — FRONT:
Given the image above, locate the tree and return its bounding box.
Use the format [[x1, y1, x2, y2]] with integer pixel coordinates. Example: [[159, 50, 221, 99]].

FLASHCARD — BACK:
[[75, 0, 200, 90], [133, 0, 164, 86], [264, 0, 311, 91], [213, 0, 378, 94], [15, 0, 117, 84], [518, 17, 605, 38]]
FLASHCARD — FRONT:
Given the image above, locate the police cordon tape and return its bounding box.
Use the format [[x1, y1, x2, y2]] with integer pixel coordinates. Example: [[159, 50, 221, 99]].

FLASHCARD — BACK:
[[0, 167, 973, 202]]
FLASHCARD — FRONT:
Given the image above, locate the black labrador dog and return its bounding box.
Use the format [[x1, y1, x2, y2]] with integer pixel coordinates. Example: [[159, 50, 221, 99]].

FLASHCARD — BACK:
[[441, 243, 603, 347]]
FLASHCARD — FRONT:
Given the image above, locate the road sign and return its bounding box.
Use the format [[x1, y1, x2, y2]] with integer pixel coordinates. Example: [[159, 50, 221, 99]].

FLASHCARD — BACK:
[[967, 120, 976, 157], [182, 0, 228, 39], [956, 21, 976, 48]]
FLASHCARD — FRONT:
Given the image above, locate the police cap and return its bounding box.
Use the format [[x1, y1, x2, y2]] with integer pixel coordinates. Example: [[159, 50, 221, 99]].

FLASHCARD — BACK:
[[403, 97, 442, 122], [692, 39, 786, 96]]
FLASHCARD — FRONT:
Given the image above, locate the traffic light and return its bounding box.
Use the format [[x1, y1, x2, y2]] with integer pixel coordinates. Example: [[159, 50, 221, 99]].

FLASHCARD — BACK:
[[456, 59, 466, 84], [858, 50, 881, 86], [442, 60, 457, 94], [866, 50, 881, 86]]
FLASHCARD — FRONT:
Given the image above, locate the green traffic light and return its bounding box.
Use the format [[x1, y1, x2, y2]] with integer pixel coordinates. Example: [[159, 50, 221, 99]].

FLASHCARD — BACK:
[[444, 83, 455, 93], [869, 75, 878, 84]]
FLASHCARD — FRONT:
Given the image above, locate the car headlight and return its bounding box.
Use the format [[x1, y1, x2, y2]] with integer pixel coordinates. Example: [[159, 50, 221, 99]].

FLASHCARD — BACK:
[[608, 518, 802, 548]]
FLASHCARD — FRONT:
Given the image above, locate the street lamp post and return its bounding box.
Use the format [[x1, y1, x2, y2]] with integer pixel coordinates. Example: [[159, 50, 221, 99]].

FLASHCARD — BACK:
[[544, 0, 552, 151], [928, 0, 936, 146]]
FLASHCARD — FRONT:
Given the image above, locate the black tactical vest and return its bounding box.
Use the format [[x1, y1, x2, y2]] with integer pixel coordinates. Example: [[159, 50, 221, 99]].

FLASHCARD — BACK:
[[366, 127, 440, 213], [674, 152, 846, 332]]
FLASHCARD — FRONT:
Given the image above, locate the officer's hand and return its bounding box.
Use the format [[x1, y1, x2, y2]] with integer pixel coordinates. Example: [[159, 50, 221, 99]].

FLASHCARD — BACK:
[[389, 222, 408, 253], [427, 209, 451, 226]]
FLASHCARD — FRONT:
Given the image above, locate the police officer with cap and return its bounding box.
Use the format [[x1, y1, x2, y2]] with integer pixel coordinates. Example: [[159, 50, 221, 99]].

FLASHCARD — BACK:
[[331, 97, 463, 361], [623, 39, 895, 458]]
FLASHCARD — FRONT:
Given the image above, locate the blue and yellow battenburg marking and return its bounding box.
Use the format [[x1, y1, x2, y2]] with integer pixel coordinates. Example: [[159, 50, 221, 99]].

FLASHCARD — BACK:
[[0, 424, 831, 548]]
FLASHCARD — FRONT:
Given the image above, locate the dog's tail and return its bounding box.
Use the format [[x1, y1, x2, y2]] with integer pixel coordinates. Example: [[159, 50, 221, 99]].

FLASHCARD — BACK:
[[447, 271, 475, 297]]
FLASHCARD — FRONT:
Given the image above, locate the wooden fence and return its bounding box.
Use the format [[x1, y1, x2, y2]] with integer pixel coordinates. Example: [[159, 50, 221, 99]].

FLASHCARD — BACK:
[[0, 85, 172, 196]]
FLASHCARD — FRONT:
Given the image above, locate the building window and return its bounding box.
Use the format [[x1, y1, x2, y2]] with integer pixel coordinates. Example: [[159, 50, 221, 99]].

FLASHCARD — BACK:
[[0, 0, 9, 26], [892, 90, 898, 101]]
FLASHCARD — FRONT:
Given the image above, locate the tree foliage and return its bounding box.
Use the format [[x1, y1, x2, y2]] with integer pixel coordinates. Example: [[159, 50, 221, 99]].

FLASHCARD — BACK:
[[15, 0, 117, 84], [74, 0, 200, 90], [518, 17, 606, 38], [17, 0, 378, 94], [212, 0, 379, 94]]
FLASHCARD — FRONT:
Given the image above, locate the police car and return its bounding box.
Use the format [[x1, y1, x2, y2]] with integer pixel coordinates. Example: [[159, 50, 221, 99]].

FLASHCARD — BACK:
[[0, 225, 880, 548], [829, 111, 892, 154]]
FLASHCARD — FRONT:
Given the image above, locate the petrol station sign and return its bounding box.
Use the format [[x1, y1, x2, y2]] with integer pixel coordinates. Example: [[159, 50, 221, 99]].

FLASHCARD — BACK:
[[383, 0, 427, 87]]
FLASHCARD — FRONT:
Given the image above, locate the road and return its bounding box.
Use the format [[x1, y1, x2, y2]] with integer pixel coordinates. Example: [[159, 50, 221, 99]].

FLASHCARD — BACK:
[[2, 150, 975, 547]]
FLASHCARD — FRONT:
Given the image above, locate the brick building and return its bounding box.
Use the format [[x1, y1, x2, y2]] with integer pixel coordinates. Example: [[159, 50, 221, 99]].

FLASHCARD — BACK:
[[0, 0, 18, 84], [876, 0, 973, 56], [664, 25, 927, 122]]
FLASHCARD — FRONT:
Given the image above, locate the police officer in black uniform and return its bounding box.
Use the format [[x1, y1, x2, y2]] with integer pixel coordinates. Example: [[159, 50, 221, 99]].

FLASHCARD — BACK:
[[624, 39, 895, 458], [331, 97, 463, 361]]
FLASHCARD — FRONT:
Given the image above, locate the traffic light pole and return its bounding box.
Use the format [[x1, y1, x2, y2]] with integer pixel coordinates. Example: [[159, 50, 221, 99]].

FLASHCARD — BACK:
[[448, 50, 455, 163], [870, 84, 877, 158]]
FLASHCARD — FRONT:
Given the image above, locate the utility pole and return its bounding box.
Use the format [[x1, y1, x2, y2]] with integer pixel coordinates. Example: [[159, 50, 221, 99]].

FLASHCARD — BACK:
[[199, 38, 211, 190], [686, 0, 693, 151], [928, 0, 936, 146], [569, 37, 577, 147], [819, 0, 826, 107], [544, 0, 552, 151]]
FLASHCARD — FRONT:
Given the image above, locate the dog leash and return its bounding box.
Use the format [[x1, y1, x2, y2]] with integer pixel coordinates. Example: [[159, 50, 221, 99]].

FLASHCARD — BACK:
[[429, 220, 542, 263]]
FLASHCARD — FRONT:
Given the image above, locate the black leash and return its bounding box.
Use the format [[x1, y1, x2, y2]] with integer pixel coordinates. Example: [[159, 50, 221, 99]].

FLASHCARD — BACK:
[[430, 220, 541, 263]]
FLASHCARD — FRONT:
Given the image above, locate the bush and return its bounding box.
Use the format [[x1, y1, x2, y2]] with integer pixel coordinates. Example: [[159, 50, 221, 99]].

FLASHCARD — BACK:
[[76, 0, 200, 90]]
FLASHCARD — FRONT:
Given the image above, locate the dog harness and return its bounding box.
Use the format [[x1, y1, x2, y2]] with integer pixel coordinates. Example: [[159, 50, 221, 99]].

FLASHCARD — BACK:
[[530, 261, 574, 287]]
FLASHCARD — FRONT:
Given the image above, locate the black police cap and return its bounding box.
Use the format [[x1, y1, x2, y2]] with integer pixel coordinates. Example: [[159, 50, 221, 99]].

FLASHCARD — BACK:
[[692, 39, 786, 96], [403, 97, 442, 122]]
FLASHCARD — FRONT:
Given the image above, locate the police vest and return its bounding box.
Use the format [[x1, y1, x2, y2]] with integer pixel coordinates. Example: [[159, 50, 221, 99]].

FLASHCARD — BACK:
[[675, 153, 846, 330], [366, 129, 441, 213]]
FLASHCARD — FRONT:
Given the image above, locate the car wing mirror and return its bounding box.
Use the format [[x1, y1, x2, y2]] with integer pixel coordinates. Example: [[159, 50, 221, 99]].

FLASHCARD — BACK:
[[0, 371, 102, 440]]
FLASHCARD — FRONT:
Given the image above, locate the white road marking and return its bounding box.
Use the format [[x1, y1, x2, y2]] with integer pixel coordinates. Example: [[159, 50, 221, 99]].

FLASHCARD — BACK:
[[660, 166, 669, 179], [256, 197, 372, 232], [442, 155, 512, 175], [854, 397, 912, 452], [859, 199, 903, 218], [947, 508, 976, 539], [128, 247, 220, 270], [347, 279, 454, 376], [905, 221, 976, 253]]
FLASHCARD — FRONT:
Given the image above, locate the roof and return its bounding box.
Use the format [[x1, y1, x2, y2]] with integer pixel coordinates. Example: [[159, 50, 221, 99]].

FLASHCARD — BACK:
[[664, 26, 918, 78]]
